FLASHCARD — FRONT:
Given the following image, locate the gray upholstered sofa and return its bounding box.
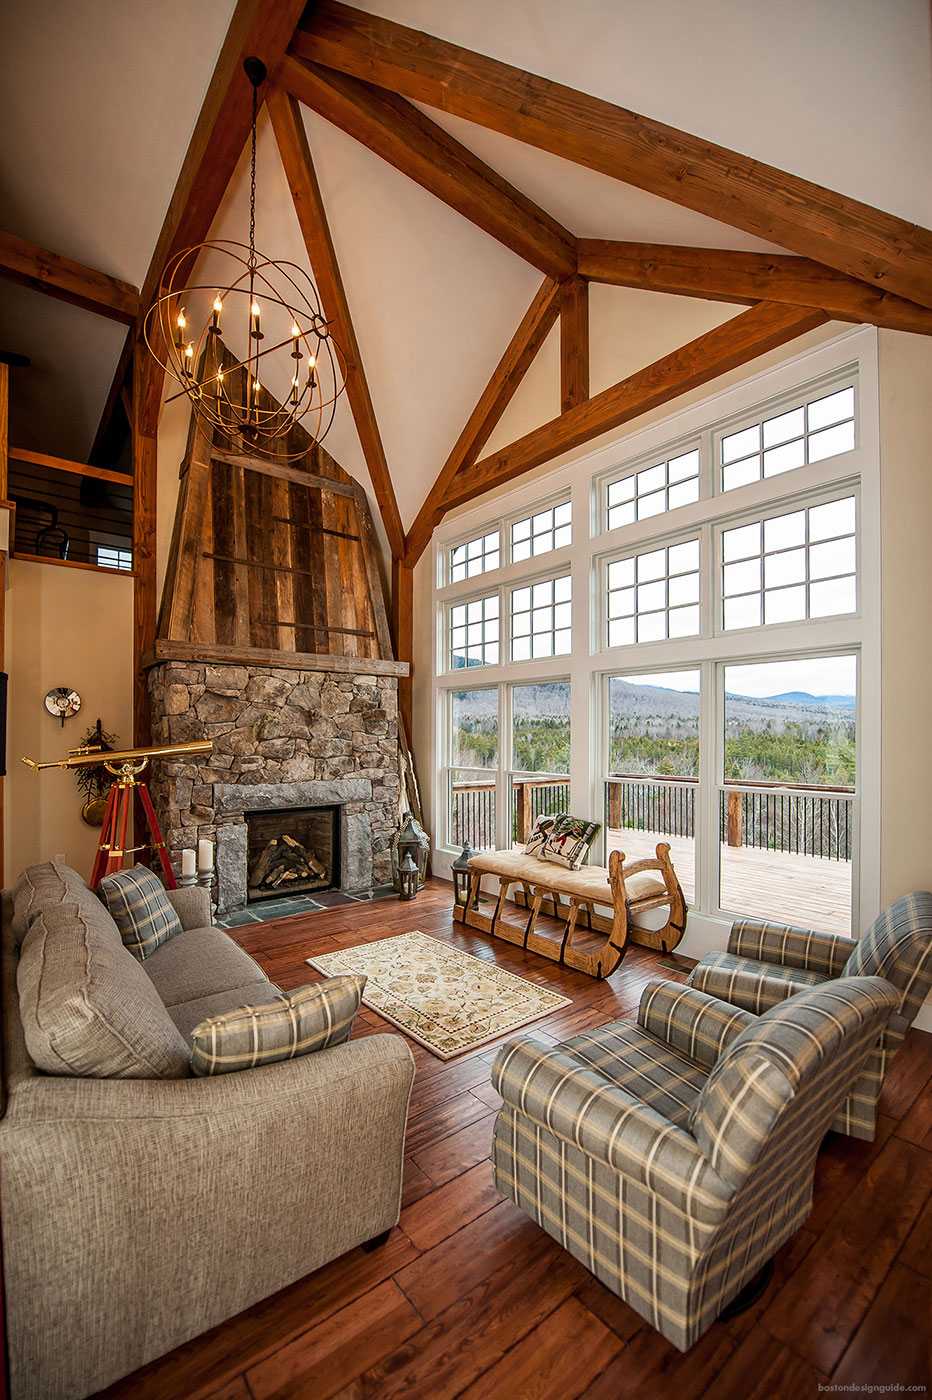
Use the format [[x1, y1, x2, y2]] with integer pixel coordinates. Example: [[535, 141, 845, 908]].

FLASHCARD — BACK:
[[0, 862, 415, 1400]]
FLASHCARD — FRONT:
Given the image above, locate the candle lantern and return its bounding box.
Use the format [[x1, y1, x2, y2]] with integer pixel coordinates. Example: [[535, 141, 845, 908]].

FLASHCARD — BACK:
[[399, 852, 419, 902], [391, 811, 429, 894], [451, 842, 478, 910]]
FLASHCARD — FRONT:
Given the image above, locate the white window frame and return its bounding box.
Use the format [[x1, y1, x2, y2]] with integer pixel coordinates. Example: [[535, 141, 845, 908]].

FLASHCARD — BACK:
[[430, 328, 880, 953]]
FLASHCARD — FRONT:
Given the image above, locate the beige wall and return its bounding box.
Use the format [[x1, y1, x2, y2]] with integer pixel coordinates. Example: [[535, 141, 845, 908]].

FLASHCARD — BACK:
[[5, 560, 134, 877], [878, 331, 932, 903]]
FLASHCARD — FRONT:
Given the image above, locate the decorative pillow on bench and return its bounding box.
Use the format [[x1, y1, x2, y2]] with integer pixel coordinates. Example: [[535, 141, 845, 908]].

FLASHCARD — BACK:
[[189, 975, 366, 1076], [539, 814, 601, 870], [98, 865, 182, 961], [524, 815, 557, 858]]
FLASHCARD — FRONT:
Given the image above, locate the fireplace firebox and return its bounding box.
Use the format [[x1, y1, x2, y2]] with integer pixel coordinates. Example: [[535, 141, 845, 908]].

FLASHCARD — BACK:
[[245, 806, 341, 903]]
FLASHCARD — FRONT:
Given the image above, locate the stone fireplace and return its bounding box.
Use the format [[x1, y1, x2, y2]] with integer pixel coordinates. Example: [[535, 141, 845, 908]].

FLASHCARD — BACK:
[[146, 656, 406, 914], [245, 804, 340, 903]]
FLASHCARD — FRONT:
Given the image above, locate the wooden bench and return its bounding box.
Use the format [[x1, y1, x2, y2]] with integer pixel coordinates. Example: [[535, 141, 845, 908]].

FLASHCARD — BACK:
[[454, 843, 687, 979]]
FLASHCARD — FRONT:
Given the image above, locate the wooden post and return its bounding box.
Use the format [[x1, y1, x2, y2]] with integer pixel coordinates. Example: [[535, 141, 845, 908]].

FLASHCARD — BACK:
[[0, 362, 7, 893], [607, 780, 623, 831], [391, 557, 413, 739], [727, 789, 744, 848], [132, 349, 157, 747], [515, 780, 532, 843]]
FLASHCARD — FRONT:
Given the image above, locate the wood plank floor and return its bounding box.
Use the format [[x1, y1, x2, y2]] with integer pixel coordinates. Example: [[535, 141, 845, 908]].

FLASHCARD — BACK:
[[96, 881, 932, 1400]]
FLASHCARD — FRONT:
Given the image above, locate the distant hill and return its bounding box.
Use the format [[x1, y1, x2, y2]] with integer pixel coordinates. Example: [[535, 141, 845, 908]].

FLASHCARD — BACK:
[[765, 692, 856, 708]]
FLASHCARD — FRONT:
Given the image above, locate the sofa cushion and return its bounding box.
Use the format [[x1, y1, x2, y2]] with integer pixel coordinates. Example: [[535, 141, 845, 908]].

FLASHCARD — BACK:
[[17, 890, 190, 1079], [97, 866, 182, 960], [142, 927, 271, 1007], [11, 861, 92, 948], [167, 982, 284, 1042], [190, 975, 366, 1076]]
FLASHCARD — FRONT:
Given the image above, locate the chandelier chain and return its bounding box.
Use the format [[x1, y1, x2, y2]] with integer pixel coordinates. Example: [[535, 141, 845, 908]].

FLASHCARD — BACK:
[[248, 78, 258, 271]]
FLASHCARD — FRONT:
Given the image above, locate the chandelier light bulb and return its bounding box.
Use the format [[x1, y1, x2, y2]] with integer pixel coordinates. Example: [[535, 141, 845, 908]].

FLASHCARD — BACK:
[[176, 309, 186, 330], [251, 301, 260, 319], [291, 321, 300, 338], [213, 296, 223, 314]]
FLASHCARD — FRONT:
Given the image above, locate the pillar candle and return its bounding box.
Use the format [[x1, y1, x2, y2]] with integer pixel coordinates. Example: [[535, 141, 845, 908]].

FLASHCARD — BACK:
[[197, 839, 214, 874], [181, 849, 196, 878]]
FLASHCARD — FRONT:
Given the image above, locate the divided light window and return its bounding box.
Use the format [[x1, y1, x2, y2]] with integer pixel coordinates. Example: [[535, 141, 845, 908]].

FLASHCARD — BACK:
[[96, 546, 132, 571], [450, 593, 500, 669], [721, 495, 857, 631], [449, 529, 500, 582], [605, 447, 699, 531], [719, 384, 855, 492], [606, 539, 700, 647], [510, 501, 571, 562], [510, 575, 572, 660]]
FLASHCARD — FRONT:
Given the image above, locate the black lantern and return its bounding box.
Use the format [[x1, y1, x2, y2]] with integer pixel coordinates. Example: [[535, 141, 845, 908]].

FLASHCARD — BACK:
[[391, 811, 429, 893], [451, 842, 478, 910], [399, 852, 419, 902]]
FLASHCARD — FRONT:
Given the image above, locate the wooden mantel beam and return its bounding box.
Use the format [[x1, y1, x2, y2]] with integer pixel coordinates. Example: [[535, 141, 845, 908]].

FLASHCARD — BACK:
[[137, 0, 309, 435], [268, 85, 405, 560], [0, 229, 138, 325], [277, 56, 576, 281], [577, 241, 932, 336], [441, 302, 827, 512], [293, 2, 932, 312], [404, 276, 562, 567]]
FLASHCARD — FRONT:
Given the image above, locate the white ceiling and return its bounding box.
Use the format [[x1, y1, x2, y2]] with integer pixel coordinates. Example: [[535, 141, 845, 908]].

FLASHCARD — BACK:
[[1, 0, 930, 520]]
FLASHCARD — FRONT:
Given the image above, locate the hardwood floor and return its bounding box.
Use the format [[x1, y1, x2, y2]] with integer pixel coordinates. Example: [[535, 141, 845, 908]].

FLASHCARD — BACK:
[[96, 880, 932, 1400]]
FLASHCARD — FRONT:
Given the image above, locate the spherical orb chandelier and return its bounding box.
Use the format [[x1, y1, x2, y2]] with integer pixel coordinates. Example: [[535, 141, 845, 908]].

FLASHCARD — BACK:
[[144, 58, 346, 459]]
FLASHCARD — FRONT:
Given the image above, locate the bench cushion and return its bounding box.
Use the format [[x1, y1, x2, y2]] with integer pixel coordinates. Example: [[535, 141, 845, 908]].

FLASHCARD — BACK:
[[469, 850, 666, 905]]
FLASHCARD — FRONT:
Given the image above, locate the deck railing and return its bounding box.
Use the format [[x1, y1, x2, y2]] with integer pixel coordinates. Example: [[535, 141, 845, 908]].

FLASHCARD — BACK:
[[451, 773, 854, 862]]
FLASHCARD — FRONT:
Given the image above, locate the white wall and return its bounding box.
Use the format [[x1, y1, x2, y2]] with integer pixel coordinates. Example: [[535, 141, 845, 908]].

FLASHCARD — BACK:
[[5, 560, 135, 877]]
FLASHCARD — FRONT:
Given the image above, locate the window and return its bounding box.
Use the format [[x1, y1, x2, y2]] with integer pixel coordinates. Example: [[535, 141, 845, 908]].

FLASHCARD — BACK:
[[449, 529, 500, 582], [450, 594, 500, 669], [510, 501, 571, 562], [511, 576, 571, 660], [96, 546, 132, 571], [721, 495, 856, 631], [605, 447, 699, 530], [433, 330, 877, 939], [719, 383, 855, 492], [606, 539, 700, 647]]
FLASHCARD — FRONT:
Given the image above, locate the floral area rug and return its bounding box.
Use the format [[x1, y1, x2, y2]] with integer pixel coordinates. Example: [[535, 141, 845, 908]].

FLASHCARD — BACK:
[[307, 930, 571, 1060]]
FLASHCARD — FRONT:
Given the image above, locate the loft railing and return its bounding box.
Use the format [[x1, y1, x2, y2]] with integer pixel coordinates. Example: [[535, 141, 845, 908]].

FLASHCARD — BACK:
[[449, 775, 570, 849]]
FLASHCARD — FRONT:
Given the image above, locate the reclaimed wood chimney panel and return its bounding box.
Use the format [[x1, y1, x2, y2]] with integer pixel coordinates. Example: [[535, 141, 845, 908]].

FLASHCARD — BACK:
[[157, 363, 393, 664]]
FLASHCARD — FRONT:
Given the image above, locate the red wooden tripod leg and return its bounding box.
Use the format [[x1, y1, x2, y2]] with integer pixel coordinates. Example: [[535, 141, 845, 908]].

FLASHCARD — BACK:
[[107, 782, 132, 880], [138, 783, 178, 888], [90, 784, 121, 889]]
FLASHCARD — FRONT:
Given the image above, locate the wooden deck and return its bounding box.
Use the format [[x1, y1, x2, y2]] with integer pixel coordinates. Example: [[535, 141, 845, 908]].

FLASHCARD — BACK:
[[97, 881, 932, 1400], [606, 829, 853, 936]]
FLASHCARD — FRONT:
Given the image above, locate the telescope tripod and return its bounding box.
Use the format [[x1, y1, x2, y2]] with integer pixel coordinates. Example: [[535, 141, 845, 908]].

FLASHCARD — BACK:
[[90, 758, 177, 890]]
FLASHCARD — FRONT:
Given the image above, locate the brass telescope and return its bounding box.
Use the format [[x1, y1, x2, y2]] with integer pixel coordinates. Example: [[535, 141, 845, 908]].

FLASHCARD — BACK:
[[22, 739, 213, 772]]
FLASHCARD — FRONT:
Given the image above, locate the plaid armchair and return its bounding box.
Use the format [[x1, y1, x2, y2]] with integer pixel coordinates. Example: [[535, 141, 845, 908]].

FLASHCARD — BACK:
[[491, 975, 898, 1351], [685, 891, 932, 1139]]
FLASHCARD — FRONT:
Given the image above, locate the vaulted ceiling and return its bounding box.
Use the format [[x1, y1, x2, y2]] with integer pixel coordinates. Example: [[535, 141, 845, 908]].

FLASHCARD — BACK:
[[2, 0, 931, 565]]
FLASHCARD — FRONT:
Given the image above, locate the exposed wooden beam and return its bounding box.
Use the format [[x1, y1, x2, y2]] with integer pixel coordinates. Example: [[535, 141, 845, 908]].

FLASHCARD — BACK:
[[294, 2, 932, 311], [277, 56, 576, 280], [577, 240, 932, 336], [267, 84, 405, 559], [560, 276, 589, 413], [442, 302, 827, 511], [138, 0, 309, 435], [404, 277, 561, 567], [0, 229, 138, 324]]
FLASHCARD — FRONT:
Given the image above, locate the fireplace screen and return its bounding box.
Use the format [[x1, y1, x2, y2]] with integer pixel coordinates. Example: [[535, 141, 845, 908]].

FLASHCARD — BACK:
[[245, 806, 341, 902]]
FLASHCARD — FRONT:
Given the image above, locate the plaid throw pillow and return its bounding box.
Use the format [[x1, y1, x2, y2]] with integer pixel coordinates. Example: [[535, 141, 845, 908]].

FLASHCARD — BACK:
[[189, 975, 366, 1077], [97, 866, 182, 961], [524, 814, 556, 858], [540, 814, 601, 869]]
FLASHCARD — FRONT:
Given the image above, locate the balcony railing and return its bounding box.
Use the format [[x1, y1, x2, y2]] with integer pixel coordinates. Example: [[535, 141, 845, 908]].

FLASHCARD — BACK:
[[451, 772, 854, 863], [450, 775, 570, 849]]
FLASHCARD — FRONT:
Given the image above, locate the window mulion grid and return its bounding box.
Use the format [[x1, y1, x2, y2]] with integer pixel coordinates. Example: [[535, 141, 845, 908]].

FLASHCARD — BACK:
[[717, 378, 857, 494], [605, 538, 700, 648], [603, 445, 700, 533], [449, 593, 500, 669], [510, 499, 571, 563], [721, 493, 857, 631], [510, 574, 572, 660], [449, 529, 501, 583]]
